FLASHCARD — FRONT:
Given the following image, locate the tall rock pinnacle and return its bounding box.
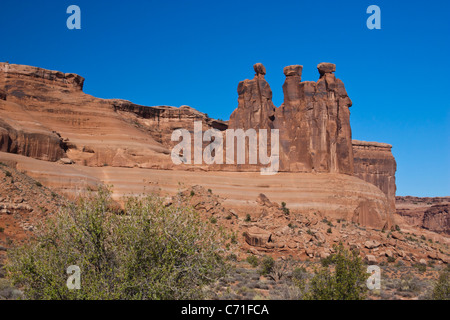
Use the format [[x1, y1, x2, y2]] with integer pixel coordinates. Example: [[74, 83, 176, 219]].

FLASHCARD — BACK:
[[229, 62, 354, 175], [228, 63, 276, 130]]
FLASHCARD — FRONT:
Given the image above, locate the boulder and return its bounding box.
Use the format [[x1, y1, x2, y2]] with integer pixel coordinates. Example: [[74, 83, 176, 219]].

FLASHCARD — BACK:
[[244, 226, 272, 247], [365, 240, 381, 249], [317, 62, 336, 76], [365, 255, 378, 264]]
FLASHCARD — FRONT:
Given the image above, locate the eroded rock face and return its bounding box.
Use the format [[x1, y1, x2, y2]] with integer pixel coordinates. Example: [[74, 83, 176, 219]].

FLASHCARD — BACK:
[[226, 63, 395, 226], [0, 62, 84, 91], [396, 196, 450, 235], [275, 63, 354, 173], [353, 140, 397, 214], [0, 62, 226, 169], [0, 119, 66, 162], [0, 88, 6, 100], [228, 63, 276, 130], [423, 204, 450, 235], [228, 63, 354, 174]]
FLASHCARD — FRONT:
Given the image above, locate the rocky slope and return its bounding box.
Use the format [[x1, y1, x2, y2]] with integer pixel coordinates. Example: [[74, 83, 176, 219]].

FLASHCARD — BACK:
[[0, 161, 66, 260], [176, 186, 449, 267]]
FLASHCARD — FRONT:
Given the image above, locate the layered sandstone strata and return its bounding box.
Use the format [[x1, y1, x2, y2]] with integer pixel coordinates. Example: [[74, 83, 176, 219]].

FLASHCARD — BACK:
[[0, 62, 219, 169], [396, 196, 450, 235], [352, 140, 397, 214], [0, 62, 84, 91]]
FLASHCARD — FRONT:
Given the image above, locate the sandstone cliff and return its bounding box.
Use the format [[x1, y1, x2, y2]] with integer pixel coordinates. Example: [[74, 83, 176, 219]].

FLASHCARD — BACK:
[[0, 61, 398, 229], [396, 196, 450, 235], [353, 140, 397, 214]]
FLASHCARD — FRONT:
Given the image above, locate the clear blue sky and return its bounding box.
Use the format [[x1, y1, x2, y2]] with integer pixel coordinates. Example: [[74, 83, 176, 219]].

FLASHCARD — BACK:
[[1, 0, 449, 197]]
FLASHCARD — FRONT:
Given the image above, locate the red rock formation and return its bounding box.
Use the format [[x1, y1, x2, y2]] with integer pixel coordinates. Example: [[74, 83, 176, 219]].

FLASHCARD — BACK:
[[228, 63, 354, 174], [396, 196, 450, 235], [0, 62, 84, 92], [228, 63, 276, 130], [423, 204, 450, 235], [0, 118, 66, 162], [353, 140, 397, 214], [275, 63, 354, 173], [0, 61, 398, 230], [0, 62, 223, 169]]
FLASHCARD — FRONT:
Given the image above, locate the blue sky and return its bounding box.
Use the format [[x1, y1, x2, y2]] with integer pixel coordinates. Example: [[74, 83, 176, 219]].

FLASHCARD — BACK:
[[1, 0, 449, 196]]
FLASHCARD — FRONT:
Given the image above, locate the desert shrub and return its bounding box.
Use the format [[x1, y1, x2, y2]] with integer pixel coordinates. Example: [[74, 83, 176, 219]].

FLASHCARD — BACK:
[[230, 232, 237, 244], [5, 170, 12, 177], [226, 253, 237, 262], [415, 263, 427, 273], [291, 266, 307, 281], [387, 256, 396, 263], [6, 187, 228, 300], [35, 181, 42, 187], [431, 271, 450, 300], [304, 243, 369, 300], [259, 256, 275, 276], [247, 255, 259, 268], [244, 214, 251, 222], [281, 202, 290, 215], [397, 274, 422, 293], [320, 254, 334, 268]]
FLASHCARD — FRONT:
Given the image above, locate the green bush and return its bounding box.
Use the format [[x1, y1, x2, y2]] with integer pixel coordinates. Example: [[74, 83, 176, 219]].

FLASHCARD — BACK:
[[415, 263, 427, 273], [6, 187, 228, 300], [305, 243, 369, 300], [246, 255, 259, 268], [5, 170, 12, 177], [432, 271, 449, 300], [281, 202, 290, 215], [259, 256, 275, 276]]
